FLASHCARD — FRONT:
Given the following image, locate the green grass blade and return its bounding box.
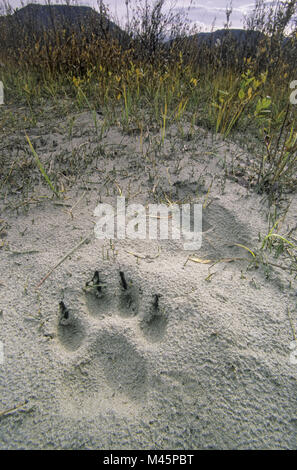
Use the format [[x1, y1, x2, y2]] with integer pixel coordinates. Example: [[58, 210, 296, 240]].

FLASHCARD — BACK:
[[25, 134, 60, 198]]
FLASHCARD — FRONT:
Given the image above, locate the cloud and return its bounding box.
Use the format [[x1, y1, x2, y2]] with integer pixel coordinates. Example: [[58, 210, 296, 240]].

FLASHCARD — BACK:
[[171, 1, 257, 30], [102, 0, 257, 30]]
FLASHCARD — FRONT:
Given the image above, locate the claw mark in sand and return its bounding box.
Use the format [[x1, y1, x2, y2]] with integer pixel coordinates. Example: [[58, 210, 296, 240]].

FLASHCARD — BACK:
[[118, 271, 139, 317], [83, 270, 111, 317], [57, 301, 85, 351], [140, 294, 167, 343]]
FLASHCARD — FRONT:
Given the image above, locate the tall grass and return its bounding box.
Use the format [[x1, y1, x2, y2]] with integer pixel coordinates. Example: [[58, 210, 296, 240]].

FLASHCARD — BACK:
[[0, 0, 296, 197]]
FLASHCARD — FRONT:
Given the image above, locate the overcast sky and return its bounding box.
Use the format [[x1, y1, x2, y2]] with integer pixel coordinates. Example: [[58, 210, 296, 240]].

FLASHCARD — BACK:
[[106, 0, 256, 30], [7, 0, 257, 31]]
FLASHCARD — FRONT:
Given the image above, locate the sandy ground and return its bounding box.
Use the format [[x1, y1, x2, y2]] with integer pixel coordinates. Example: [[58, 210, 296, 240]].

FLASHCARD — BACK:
[[0, 110, 297, 449]]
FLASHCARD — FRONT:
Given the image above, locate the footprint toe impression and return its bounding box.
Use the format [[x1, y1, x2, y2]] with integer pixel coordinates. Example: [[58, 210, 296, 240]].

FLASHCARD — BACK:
[[140, 294, 167, 343], [57, 301, 85, 351], [118, 271, 140, 317], [84, 270, 111, 317]]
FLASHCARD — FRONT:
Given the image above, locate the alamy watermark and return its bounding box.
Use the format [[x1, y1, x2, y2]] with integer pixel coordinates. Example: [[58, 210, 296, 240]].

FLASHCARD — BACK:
[[0, 81, 3, 105], [0, 341, 4, 365], [289, 340, 297, 365], [290, 80, 297, 104], [94, 197, 203, 251]]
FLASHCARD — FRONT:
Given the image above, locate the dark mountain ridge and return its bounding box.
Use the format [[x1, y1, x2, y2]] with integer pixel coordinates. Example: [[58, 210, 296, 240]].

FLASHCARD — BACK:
[[0, 3, 126, 41], [194, 28, 265, 46]]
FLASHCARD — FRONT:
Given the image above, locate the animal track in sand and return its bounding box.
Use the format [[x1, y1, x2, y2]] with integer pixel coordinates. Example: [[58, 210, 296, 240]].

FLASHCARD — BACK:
[[56, 270, 168, 412]]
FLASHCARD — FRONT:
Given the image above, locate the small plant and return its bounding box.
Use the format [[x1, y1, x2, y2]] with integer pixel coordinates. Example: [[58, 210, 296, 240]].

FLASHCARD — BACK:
[[212, 69, 268, 138], [257, 105, 297, 198], [73, 76, 98, 133], [237, 217, 297, 277], [161, 97, 167, 145]]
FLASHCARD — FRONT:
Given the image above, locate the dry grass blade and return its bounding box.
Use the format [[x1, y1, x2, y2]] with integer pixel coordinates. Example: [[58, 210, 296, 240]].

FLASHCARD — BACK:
[[25, 134, 60, 198], [0, 401, 28, 417], [36, 230, 94, 288], [188, 257, 213, 264], [233, 243, 256, 257], [185, 256, 250, 267]]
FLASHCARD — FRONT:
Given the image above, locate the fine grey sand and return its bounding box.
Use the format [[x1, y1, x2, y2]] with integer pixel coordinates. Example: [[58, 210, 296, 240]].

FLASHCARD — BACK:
[[0, 110, 297, 449]]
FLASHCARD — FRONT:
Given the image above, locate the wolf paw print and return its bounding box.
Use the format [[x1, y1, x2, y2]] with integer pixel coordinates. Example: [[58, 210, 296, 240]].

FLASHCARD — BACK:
[[54, 269, 168, 415]]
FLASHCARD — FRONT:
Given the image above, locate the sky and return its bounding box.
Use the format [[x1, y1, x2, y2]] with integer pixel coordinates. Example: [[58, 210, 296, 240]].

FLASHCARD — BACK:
[[6, 0, 258, 31], [103, 0, 257, 31]]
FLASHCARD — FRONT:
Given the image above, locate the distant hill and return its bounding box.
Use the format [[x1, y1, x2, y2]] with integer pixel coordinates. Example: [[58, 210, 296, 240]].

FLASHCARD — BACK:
[[0, 3, 127, 41], [166, 28, 267, 61], [169, 28, 266, 51], [194, 29, 265, 46]]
